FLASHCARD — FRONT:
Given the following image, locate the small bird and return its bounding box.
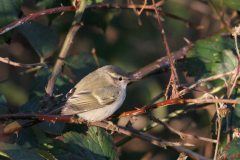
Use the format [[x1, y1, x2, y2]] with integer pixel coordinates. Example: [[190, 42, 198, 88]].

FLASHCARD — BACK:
[[47, 65, 134, 122]]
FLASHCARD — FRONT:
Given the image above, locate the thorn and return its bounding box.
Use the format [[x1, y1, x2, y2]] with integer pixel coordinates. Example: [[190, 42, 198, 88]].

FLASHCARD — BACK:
[[183, 37, 191, 45]]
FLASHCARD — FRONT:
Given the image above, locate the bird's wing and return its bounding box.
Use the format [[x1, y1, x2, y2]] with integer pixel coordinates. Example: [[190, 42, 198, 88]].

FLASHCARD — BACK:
[[61, 85, 119, 115]]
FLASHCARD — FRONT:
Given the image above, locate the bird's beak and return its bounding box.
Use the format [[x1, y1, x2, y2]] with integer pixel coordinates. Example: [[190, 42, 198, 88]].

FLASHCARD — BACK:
[[128, 77, 137, 82]]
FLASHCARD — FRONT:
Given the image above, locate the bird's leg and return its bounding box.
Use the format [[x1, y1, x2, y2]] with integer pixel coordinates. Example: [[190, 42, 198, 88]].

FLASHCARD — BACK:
[[104, 120, 119, 134]]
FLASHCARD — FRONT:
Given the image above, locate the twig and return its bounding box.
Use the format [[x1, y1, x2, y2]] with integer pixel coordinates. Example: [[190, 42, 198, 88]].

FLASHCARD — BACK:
[[128, 0, 142, 25], [177, 71, 234, 97], [0, 57, 48, 68], [151, 0, 179, 99], [158, 11, 204, 30], [146, 111, 217, 143], [44, 0, 87, 105], [91, 48, 100, 68], [137, 0, 147, 16], [208, 0, 231, 32]]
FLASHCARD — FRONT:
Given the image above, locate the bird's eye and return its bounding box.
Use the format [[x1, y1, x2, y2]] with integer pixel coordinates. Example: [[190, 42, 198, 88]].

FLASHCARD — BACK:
[[119, 77, 122, 81]]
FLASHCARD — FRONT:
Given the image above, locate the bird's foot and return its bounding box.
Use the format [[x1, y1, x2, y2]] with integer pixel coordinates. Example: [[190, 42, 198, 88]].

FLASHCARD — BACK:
[[70, 115, 87, 124], [105, 120, 118, 134]]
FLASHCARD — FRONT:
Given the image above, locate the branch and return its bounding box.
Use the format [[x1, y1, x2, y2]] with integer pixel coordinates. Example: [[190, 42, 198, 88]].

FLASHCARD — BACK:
[[158, 11, 204, 30], [0, 114, 193, 148], [110, 98, 240, 119], [1, 97, 235, 138], [0, 57, 48, 68], [0, 4, 201, 36], [44, 0, 87, 105], [146, 111, 217, 143], [130, 43, 192, 80]]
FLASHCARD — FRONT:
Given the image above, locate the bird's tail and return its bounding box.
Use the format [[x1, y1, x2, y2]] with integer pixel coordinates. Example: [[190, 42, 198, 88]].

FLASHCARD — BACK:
[[39, 101, 65, 115]]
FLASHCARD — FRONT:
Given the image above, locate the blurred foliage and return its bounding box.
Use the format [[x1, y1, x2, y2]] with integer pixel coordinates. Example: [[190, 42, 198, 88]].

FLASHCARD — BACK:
[[0, 142, 45, 160], [0, 93, 9, 114], [211, 0, 240, 10], [0, 0, 240, 159], [17, 20, 60, 59]]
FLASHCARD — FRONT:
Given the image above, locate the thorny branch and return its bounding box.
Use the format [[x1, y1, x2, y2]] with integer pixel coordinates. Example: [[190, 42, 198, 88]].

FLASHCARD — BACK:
[[0, 4, 201, 36], [0, 114, 193, 148], [110, 98, 240, 119], [151, 0, 179, 99]]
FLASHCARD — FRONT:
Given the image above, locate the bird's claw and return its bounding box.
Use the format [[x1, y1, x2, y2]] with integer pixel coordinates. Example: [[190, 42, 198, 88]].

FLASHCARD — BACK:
[[105, 121, 118, 134]]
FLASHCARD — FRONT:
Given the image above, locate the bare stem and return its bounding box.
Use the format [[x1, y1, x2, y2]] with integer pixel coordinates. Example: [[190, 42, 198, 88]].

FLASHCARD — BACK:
[[151, 0, 179, 99], [146, 111, 217, 143], [0, 57, 47, 68]]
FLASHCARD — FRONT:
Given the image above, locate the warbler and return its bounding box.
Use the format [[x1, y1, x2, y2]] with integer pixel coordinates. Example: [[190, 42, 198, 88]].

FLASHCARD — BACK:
[[47, 65, 135, 122]]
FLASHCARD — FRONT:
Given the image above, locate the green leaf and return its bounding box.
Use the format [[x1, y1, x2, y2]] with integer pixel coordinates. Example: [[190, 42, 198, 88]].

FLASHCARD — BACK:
[[0, 93, 9, 114], [222, 138, 240, 159], [180, 35, 237, 87], [0, 0, 22, 45], [211, 0, 240, 10], [20, 67, 74, 113], [65, 52, 108, 81], [49, 126, 119, 160], [32, 149, 56, 160], [0, 142, 45, 160], [17, 21, 60, 59]]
